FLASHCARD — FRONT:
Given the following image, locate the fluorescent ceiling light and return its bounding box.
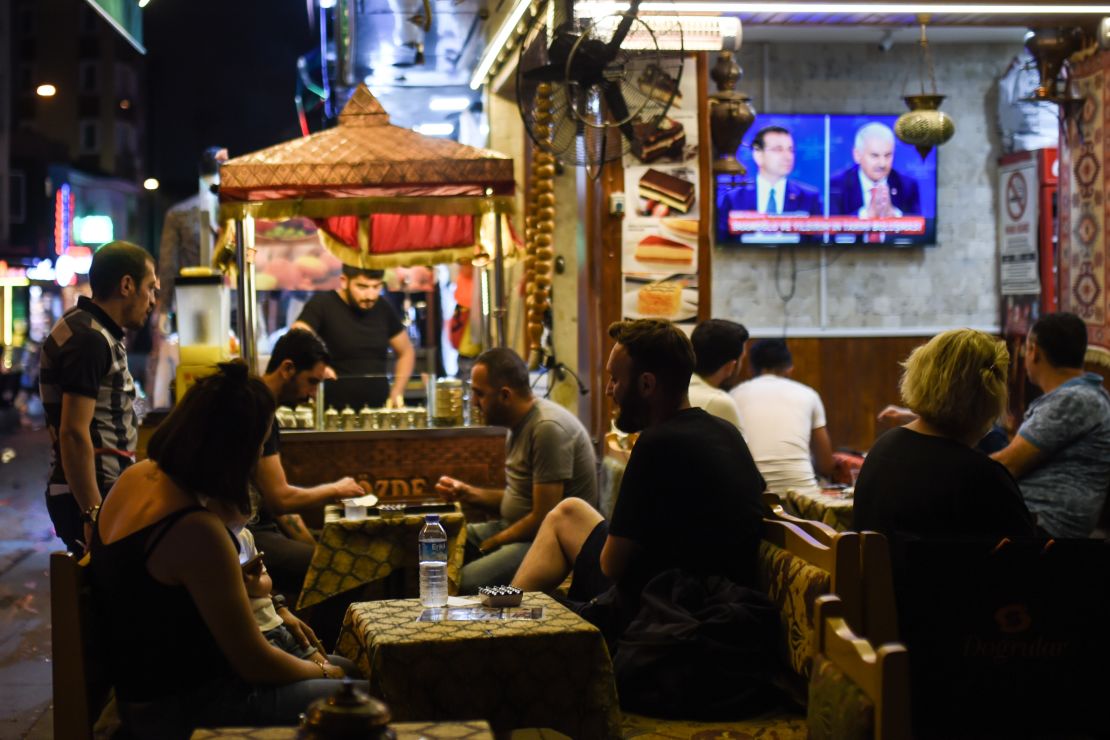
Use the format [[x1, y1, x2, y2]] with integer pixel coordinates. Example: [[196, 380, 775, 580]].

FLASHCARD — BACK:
[[578, 2, 1110, 13], [320, 0, 337, 7], [430, 96, 473, 112], [415, 122, 456, 136], [470, 0, 535, 89], [582, 15, 741, 50]]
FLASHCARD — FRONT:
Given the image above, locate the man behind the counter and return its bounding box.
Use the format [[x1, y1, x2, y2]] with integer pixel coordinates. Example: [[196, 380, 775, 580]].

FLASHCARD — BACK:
[[253, 328, 365, 599], [292, 266, 415, 409], [435, 348, 598, 593]]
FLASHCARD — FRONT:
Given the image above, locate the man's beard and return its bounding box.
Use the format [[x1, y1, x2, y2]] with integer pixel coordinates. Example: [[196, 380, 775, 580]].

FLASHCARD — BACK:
[[614, 390, 650, 433], [345, 287, 373, 314], [483, 399, 509, 427]]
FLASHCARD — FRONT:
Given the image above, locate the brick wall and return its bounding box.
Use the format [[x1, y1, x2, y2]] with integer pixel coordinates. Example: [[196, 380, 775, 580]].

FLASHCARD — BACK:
[[714, 41, 1025, 334]]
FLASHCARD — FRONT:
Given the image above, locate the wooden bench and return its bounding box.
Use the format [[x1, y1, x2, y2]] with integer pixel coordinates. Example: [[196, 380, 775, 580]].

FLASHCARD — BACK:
[[808, 594, 911, 739], [51, 551, 111, 740], [763, 492, 900, 645]]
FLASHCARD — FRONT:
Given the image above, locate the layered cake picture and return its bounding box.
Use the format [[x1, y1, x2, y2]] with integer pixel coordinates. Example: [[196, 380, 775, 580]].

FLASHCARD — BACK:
[[639, 169, 696, 215], [634, 235, 694, 266], [637, 64, 682, 108], [636, 280, 683, 317], [630, 117, 686, 164]]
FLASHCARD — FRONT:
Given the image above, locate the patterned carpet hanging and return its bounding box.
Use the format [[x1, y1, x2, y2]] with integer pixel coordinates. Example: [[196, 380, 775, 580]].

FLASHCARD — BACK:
[[1061, 47, 1110, 368]]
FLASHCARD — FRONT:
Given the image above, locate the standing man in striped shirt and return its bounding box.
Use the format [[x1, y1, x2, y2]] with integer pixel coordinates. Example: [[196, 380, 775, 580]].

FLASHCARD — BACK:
[[40, 241, 159, 553]]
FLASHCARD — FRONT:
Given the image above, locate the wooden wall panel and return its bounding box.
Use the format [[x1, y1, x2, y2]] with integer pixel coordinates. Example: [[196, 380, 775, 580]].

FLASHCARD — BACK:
[[774, 336, 930, 452]]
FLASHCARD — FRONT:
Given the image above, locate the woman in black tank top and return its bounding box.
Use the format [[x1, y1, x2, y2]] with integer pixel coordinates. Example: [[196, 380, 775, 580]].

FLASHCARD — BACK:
[[89, 363, 368, 739]]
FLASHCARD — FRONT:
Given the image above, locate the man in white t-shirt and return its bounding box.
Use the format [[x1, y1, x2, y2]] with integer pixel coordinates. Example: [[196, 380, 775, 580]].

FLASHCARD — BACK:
[[688, 319, 748, 428], [730, 339, 835, 493]]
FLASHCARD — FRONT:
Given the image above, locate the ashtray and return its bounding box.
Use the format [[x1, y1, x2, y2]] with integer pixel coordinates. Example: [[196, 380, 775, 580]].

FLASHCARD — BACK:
[[479, 585, 523, 608], [378, 503, 406, 520]]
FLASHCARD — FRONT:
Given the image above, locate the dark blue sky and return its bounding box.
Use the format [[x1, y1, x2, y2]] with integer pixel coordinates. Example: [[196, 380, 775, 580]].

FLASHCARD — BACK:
[[145, 0, 314, 202]]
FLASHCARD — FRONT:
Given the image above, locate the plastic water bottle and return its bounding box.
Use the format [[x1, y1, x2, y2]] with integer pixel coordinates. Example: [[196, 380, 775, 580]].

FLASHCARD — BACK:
[[418, 514, 449, 607]]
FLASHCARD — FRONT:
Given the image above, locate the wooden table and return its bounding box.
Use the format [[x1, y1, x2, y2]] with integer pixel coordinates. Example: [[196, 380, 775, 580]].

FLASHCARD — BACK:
[[335, 593, 622, 738], [191, 719, 492, 738], [296, 504, 466, 610], [786, 487, 854, 532]]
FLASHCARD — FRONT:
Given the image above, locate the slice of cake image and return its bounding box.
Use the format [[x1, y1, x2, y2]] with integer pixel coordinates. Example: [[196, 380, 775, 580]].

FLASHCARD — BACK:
[[634, 235, 694, 265], [639, 169, 695, 214], [637, 64, 682, 108], [630, 118, 686, 164], [659, 218, 699, 241], [636, 280, 683, 317]]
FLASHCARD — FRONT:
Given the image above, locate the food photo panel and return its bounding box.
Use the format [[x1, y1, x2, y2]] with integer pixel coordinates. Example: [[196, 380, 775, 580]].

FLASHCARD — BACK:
[[622, 274, 699, 326]]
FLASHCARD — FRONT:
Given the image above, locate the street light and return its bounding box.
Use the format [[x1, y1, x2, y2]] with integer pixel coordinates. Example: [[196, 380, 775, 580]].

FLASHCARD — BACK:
[[36, 84, 56, 97], [143, 178, 160, 191]]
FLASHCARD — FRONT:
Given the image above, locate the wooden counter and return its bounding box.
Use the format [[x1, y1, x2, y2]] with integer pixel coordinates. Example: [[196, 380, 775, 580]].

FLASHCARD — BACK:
[[279, 426, 507, 504]]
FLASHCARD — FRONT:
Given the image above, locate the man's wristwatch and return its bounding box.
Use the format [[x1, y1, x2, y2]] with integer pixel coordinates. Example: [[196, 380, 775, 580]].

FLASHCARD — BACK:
[[272, 594, 288, 611], [80, 505, 101, 524]]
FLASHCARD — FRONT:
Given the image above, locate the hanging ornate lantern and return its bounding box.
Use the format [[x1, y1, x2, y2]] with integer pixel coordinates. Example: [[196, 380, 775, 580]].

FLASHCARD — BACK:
[[895, 16, 955, 160], [708, 51, 756, 174]]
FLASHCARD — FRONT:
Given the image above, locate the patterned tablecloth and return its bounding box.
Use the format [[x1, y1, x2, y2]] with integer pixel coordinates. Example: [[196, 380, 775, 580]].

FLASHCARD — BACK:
[[336, 593, 622, 738], [296, 505, 466, 610], [786, 487, 855, 532], [191, 720, 492, 739]]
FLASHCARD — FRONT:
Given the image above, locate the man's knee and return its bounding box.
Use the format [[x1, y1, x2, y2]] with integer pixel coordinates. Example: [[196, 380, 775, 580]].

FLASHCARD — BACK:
[[548, 497, 601, 533]]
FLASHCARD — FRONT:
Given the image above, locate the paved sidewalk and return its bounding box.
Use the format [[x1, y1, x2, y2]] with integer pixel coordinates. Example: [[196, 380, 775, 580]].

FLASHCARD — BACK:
[[0, 428, 58, 739]]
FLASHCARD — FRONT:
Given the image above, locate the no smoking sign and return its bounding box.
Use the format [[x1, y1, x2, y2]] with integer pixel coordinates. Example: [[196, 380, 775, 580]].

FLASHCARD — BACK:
[[1006, 171, 1028, 221]]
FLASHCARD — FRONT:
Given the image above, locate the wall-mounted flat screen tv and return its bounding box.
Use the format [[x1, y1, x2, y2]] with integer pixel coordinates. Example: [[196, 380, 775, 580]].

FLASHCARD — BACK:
[[715, 113, 939, 247]]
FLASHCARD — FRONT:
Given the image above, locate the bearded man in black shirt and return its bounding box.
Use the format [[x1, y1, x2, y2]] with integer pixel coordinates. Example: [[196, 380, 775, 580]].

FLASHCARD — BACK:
[[512, 319, 766, 601], [292, 266, 415, 409]]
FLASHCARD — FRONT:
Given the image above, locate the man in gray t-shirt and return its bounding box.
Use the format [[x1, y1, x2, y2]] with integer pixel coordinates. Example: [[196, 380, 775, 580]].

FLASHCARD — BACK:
[[436, 348, 597, 593], [994, 313, 1110, 537]]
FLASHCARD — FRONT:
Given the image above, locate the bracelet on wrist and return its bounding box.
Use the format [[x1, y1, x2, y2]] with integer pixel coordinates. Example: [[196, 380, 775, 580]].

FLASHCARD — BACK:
[[318, 661, 329, 678], [271, 594, 288, 611], [80, 505, 101, 524]]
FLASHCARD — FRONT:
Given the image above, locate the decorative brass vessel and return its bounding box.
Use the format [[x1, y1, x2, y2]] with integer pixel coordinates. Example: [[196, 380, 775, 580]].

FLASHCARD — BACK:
[[1024, 27, 1083, 101], [298, 680, 394, 740], [895, 16, 956, 159], [895, 94, 956, 160], [708, 51, 756, 174]]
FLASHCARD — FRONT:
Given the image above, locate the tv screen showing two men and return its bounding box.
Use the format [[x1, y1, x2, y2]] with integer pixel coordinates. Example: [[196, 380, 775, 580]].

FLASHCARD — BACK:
[[715, 114, 939, 247]]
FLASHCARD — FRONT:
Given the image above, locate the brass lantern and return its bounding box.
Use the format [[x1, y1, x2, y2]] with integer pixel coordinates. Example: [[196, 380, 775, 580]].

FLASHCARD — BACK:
[[895, 16, 956, 160]]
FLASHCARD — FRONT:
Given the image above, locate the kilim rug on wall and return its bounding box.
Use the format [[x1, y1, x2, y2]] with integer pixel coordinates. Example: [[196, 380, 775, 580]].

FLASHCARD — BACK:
[[1062, 47, 1110, 368]]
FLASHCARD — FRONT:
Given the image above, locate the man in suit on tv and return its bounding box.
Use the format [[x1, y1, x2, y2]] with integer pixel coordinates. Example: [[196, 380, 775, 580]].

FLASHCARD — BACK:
[[829, 122, 921, 219], [722, 126, 823, 218]]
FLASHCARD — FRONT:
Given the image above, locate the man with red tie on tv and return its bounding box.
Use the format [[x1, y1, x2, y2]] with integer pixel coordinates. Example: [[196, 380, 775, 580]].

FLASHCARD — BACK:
[[829, 122, 921, 240]]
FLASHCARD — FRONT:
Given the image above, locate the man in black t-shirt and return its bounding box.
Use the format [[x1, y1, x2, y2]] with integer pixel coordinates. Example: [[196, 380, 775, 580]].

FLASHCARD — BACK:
[[253, 329, 365, 598], [512, 319, 766, 601], [292, 266, 415, 409]]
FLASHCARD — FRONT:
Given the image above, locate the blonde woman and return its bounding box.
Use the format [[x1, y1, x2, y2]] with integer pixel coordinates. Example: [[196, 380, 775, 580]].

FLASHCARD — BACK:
[[852, 329, 1035, 539]]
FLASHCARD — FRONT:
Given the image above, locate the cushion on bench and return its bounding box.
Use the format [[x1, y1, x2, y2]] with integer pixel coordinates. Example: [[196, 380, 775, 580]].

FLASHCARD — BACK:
[[806, 653, 874, 740], [757, 540, 832, 696]]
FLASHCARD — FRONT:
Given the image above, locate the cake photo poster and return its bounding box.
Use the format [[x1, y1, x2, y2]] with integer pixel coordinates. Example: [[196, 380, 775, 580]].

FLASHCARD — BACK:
[[622, 273, 699, 326], [621, 56, 700, 325]]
